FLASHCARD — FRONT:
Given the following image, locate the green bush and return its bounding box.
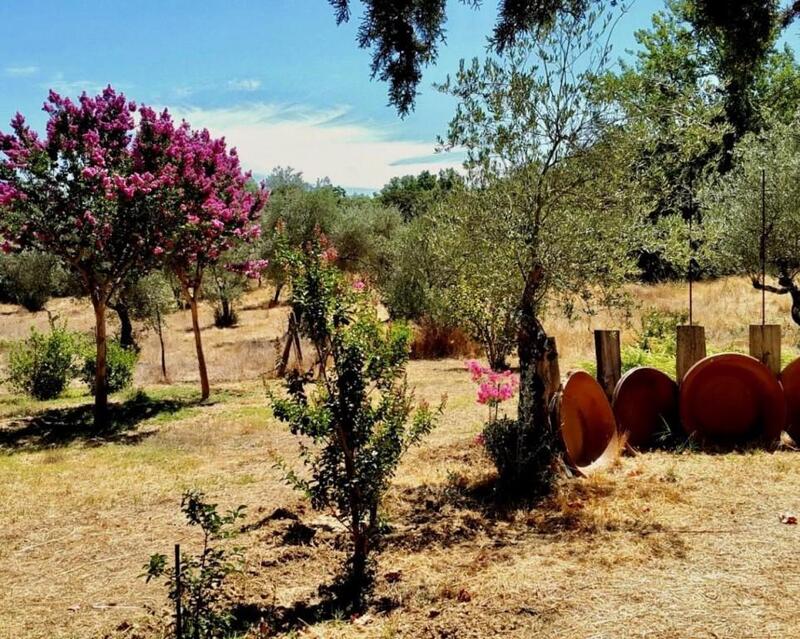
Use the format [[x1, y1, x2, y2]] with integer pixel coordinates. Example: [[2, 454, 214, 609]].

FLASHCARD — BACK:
[[7, 322, 78, 400], [0, 251, 72, 312], [636, 309, 687, 353], [80, 339, 138, 395], [481, 417, 548, 491]]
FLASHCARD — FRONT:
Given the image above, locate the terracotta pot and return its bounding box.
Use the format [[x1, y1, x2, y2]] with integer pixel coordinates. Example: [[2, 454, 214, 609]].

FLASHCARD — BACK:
[[612, 367, 679, 449], [558, 370, 618, 472], [780, 357, 800, 442], [679, 353, 785, 445]]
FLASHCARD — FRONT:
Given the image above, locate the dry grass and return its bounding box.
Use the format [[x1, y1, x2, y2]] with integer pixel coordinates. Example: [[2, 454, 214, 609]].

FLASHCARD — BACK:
[[0, 277, 799, 638]]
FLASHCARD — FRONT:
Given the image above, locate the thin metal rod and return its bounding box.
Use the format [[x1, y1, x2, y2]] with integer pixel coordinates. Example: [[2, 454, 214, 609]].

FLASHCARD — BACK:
[[761, 168, 766, 327], [175, 544, 182, 639], [688, 180, 694, 326]]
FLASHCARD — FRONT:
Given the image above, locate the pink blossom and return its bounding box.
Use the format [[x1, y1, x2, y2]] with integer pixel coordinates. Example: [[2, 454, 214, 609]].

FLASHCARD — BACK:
[[466, 360, 519, 408], [352, 279, 366, 292], [322, 246, 338, 263], [153, 246, 165, 255]]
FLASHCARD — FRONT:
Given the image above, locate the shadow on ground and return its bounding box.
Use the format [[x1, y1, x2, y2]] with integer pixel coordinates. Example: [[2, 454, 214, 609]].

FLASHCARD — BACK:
[[0, 391, 195, 452]]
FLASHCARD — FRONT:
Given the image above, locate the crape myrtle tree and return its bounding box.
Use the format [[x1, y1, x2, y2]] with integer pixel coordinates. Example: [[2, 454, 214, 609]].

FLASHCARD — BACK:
[[701, 115, 800, 325], [0, 88, 181, 426], [164, 125, 268, 400], [437, 4, 642, 491]]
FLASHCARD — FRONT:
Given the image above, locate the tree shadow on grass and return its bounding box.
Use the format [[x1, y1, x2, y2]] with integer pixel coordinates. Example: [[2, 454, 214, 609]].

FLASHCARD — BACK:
[[0, 390, 196, 452]]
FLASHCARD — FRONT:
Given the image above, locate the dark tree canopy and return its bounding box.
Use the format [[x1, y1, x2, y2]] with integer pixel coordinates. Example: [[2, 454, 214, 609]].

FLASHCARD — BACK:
[[329, 0, 800, 116]]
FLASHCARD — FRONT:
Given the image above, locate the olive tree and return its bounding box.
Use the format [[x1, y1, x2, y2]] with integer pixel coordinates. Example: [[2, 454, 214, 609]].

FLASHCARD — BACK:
[[436, 3, 642, 491], [701, 115, 800, 325]]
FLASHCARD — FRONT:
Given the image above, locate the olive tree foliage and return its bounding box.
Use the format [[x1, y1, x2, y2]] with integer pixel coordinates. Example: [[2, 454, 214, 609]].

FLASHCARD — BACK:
[[594, 1, 800, 281], [436, 3, 642, 491], [327, 0, 800, 117], [424, 188, 523, 370], [700, 115, 800, 325]]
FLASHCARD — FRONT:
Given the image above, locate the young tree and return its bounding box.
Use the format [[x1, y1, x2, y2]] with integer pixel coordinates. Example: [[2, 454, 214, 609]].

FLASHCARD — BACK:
[[702, 115, 800, 325], [164, 126, 267, 400], [0, 88, 180, 425], [437, 4, 641, 491], [271, 235, 440, 610]]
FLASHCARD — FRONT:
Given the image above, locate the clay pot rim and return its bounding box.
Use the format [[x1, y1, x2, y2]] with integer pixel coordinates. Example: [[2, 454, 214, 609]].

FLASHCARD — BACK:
[[559, 369, 619, 475]]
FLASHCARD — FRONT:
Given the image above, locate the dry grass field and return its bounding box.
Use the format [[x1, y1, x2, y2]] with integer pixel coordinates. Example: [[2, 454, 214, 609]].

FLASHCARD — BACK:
[[1, 277, 799, 639]]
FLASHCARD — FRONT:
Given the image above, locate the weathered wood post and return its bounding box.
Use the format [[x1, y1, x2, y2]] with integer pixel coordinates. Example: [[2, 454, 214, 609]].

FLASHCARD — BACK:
[[594, 330, 621, 400], [749, 324, 781, 376], [537, 336, 562, 403], [676, 325, 706, 382]]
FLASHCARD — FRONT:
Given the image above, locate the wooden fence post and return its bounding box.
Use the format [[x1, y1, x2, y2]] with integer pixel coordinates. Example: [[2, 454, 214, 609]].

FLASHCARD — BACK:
[[594, 330, 621, 400], [676, 325, 706, 382], [749, 324, 781, 376]]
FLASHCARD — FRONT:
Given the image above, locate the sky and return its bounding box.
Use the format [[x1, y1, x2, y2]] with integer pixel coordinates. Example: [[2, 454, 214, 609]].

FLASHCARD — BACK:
[[0, 0, 680, 192]]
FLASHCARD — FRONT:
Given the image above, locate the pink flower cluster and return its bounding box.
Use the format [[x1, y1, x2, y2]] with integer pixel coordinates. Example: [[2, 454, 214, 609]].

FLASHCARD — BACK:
[[0, 86, 271, 291], [226, 258, 270, 279], [465, 360, 520, 407]]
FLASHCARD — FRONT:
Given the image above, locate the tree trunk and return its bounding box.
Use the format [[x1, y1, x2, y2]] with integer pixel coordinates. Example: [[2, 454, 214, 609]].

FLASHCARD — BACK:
[[188, 295, 210, 400], [349, 528, 370, 610], [272, 281, 284, 305], [92, 297, 109, 429], [112, 302, 136, 350], [156, 309, 167, 381], [516, 265, 560, 494]]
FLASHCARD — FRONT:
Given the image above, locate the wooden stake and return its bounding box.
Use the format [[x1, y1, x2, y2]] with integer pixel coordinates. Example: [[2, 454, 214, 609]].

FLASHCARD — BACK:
[[594, 330, 621, 400], [749, 324, 781, 376], [536, 336, 562, 403], [676, 325, 706, 382]]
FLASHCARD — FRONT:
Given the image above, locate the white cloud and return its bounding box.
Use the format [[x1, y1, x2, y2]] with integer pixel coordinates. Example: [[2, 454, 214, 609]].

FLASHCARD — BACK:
[[168, 102, 462, 191], [227, 78, 262, 92], [5, 65, 39, 77], [43, 73, 104, 96]]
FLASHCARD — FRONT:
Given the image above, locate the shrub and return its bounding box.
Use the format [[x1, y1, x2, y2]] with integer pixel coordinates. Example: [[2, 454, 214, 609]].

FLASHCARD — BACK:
[[145, 490, 246, 639], [0, 251, 71, 312], [6, 321, 78, 400], [80, 339, 138, 395], [409, 318, 480, 360], [636, 309, 687, 353], [466, 361, 537, 490], [481, 417, 547, 490], [271, 234, 441, 611]]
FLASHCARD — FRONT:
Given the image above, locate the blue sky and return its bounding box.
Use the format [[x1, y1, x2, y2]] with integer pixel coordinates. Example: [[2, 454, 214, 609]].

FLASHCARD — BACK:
[[2, 1, 674, 191]]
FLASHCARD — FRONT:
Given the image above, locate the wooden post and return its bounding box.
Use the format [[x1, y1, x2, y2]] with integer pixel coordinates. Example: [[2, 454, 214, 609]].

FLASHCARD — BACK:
[[676, 325, 706, 382], [594, 330, 621, 400], [537, 336, 562, 403], [749, 324, 781, 376]]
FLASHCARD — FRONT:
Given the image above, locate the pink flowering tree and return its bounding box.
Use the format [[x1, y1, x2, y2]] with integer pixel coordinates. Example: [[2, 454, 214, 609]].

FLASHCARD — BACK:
[[163, 125, 267, 400], [0, 87, 181, 426]]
